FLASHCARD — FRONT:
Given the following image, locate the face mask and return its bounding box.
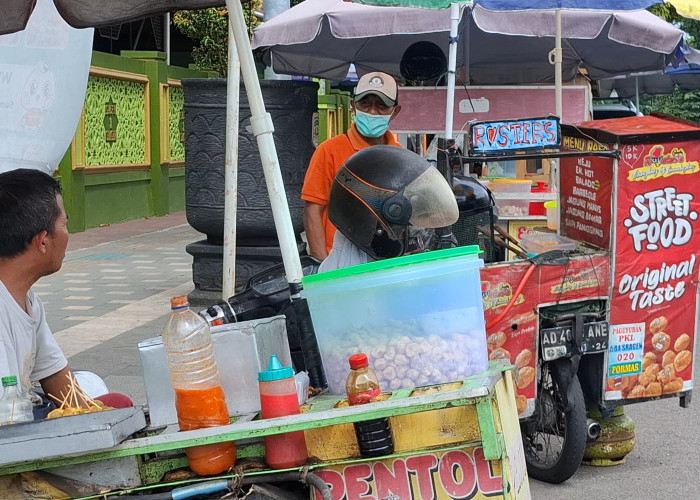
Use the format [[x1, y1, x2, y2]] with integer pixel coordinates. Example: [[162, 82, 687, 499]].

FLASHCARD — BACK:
[[354, 110, 392, 138]]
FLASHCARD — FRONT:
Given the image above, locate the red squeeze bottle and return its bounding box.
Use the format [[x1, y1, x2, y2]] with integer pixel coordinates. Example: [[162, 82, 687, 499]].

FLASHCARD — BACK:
[[346, 353, 394, 458], [259, 355, 308, 469], [162, 295, 236, 475]]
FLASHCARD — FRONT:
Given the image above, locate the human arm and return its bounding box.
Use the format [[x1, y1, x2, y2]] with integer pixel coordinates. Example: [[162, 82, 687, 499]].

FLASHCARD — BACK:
[[304, 201, 329, 260], [40, 366, 89, 408]]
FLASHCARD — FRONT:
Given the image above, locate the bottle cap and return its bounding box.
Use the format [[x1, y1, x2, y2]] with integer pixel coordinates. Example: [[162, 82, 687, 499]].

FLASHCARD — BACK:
[[258, 354, 294, 382], [1, 375, 18, 387], [349, 353, 369, 370], [170, 295, 189, 309]]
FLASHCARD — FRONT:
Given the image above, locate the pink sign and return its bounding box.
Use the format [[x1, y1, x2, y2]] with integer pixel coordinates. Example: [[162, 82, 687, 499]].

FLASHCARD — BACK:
[[390, 86, 590, 133]]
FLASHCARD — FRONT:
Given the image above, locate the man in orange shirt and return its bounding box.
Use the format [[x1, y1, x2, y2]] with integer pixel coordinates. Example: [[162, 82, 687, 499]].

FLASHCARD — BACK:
[[301, 72, 402, 260]]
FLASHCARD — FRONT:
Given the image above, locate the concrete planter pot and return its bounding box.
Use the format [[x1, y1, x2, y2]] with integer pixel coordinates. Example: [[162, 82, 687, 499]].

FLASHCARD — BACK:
[[183, 79, 319, 245]]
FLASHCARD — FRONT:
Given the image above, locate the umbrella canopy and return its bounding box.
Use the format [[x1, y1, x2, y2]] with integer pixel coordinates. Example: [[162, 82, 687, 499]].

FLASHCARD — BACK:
[[598, 46, 700, 98], [251, 0, 685, 84], [0, 0, 222, 35], [355, 0, 700, 20]]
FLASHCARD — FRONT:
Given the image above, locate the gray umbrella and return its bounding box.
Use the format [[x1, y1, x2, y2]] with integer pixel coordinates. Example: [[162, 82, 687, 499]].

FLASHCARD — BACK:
[[251, 0, 684, 84], [598, 46, 700, 99]]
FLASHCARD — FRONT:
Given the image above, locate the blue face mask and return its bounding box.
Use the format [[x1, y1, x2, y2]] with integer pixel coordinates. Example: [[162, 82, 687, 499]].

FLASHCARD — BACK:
[[354, 110, 392, 138]]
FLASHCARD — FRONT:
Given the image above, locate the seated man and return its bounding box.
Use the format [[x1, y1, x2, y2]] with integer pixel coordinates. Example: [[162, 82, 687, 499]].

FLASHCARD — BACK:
[[319, 146, 460, 273], [0, 169, 130, 418]]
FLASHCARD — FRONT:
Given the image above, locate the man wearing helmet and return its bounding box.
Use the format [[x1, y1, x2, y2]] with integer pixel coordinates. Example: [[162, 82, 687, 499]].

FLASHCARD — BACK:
[[302, 72, 402, 261], [319, 146, 459, 272]]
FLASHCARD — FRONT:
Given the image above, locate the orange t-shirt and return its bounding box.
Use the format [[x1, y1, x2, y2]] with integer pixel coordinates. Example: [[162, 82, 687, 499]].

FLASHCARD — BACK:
[[301, 125, 401, 253]]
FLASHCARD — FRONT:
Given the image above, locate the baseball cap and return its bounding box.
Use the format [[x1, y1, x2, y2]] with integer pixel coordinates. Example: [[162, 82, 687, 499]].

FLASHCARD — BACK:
[[354, 72, 398, 107]]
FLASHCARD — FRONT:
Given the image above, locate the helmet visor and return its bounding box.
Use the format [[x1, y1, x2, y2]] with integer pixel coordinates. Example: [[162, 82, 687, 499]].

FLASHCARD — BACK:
[[403, 167, 459, 228]]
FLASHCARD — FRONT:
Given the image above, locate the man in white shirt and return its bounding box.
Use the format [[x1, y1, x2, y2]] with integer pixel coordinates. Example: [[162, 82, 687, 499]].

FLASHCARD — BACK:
[[0, 169, 86, 412]]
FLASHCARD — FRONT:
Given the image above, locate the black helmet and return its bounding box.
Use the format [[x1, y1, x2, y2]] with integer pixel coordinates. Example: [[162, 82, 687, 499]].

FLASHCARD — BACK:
[[328, 146, 458, 260], [400, 41, 448, 82], [452, 175, 496, 216]]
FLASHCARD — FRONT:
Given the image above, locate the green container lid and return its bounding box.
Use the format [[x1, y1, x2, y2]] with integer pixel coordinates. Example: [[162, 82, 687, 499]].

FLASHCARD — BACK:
[[303, 245, 481, 286], [2, 375, 18, 387], [258, 354, 294, 382]]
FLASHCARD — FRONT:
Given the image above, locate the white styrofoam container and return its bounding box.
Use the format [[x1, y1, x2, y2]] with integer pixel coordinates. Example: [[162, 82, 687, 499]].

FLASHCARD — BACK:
[[139, 315, 291, 427]]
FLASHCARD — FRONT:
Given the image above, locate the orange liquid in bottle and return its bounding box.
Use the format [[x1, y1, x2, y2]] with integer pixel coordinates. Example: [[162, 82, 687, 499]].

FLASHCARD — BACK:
[[174, 386, 236, 475]]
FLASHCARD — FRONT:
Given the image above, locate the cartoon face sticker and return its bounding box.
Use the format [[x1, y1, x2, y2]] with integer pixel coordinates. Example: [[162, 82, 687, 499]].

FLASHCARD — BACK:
[[21, 62, 56, 112]]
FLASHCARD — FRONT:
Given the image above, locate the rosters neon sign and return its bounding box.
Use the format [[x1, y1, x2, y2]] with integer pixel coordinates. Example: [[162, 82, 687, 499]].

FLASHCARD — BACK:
[[470, 117, 560, 154]]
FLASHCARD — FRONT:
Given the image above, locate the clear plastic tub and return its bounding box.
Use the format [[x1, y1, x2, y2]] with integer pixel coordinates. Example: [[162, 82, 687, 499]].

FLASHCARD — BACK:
[[494, 198, 530, 217], [302, 246, 488, 394], [520, 233, 576, 254], [489, 179, 532, 193]]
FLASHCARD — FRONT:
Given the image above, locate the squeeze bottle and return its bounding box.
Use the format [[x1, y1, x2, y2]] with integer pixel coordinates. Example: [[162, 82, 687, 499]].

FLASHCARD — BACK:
[[259, 355, 308, 469]]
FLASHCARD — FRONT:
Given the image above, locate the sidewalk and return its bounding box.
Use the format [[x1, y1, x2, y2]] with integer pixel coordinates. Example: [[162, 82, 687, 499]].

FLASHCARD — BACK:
[[37, 212, 204, 405]]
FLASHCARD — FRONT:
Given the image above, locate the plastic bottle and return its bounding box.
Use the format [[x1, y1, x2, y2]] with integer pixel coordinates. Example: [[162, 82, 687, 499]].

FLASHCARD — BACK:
[[345, 353, 394, 458], [0, 375, 34, 426], [162, 295, 236, 475], [258, 355, 308, 469]]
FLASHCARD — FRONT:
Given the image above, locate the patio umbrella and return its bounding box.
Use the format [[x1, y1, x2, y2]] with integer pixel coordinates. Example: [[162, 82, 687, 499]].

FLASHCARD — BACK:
[[598, 46, 700, 102], [252, 0, 685, 138]]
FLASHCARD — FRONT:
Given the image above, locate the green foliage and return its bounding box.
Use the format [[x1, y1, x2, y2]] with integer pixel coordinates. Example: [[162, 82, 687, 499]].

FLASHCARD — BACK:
[[173, 4, 261, 77], [641, 5, 700, 123]]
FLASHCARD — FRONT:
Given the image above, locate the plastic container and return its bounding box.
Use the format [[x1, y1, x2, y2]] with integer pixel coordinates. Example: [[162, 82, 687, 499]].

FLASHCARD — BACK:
[[520, 233, 576, 254], [489, 178, 532, 194], [302, 246, 488, 394], [162, 295, 236, 476], [258, 355, 308, 469], [529, 182, 547, 216], [0, 376, 33, 426], [544, 200, 558, 230], [494, 198, 530, 217], [346, 353, 394, 458]]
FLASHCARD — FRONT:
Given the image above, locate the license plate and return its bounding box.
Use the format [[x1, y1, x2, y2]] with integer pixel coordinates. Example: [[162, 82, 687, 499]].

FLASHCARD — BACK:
[[540, 321, 609, 361]]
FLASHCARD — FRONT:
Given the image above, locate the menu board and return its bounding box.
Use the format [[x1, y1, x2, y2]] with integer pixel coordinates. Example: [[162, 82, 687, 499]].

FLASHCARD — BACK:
[[606, 140, 700, 401], [560, 138, 614, 249]]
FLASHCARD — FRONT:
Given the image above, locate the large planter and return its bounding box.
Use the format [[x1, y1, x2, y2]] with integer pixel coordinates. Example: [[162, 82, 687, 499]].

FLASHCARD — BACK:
[[183, 79, 319, 245]]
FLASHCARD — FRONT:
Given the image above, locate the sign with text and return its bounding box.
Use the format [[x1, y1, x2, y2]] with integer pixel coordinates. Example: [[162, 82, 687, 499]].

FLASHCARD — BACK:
[[606, 139, 700, 402], [312, 447, 515, 500], [470, 117, 560, 154], [560, 139, 614, 249]]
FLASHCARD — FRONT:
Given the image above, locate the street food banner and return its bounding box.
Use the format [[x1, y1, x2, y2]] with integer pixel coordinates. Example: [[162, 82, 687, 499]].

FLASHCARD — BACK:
[[606, 140, 700, 401], [481, 256, 610, 417], [560, 137, 614, 249], [312, 446, 528, 500]]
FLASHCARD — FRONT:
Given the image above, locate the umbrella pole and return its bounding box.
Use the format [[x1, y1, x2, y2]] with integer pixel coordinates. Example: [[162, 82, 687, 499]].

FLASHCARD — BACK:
[[225, 0, 304, 287], [222, 18, 241, 300], [554, 8, 563, 118], [445, 2, 461, 141]]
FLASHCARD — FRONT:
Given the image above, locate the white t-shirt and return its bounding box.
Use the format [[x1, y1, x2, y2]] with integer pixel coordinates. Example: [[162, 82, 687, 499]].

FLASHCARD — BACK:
[[0, 280, 67, 398]]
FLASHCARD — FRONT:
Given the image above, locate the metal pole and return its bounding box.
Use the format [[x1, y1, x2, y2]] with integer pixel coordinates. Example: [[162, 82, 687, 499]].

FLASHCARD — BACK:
[[164, 13, 170, 65], [225, 0, 304, 286], [263, 0, 291, 81], [222, 18, 241, 300], [554, 9, 563, 118], [444, 2, 461, 141]]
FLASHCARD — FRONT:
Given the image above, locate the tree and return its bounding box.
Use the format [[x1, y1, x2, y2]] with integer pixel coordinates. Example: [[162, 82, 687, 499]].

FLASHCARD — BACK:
[[173, 1, 306, 77], [173, 3, 262, 77], [642, 5, 700, 122]]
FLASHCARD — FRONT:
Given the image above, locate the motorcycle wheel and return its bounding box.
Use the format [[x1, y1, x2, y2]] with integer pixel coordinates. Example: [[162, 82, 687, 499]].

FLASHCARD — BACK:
[[521, 360, 587, 484]]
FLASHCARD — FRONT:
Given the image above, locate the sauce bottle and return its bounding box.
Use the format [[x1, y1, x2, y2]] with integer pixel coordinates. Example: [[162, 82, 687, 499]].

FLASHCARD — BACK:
[[259, 355, 308, 469], [162, 295, 236, 475], [346, 353, 394, 458]]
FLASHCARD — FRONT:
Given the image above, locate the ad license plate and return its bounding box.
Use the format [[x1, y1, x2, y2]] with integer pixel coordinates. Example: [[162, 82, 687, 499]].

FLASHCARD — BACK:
[[541, 321, 609, 361]]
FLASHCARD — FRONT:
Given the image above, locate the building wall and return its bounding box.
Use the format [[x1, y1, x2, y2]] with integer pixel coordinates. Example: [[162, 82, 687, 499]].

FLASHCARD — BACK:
[[58, 50, 209, 233]]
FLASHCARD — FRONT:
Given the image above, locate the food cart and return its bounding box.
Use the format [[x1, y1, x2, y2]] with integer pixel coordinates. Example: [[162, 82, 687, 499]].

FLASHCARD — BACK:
[[454, 113, 697, 483]]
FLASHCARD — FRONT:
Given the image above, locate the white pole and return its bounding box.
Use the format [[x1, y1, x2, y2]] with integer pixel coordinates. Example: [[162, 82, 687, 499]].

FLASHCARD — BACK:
[[263, 0, 291, 81], [635, 76, 640, 112], [554, 9, 563, 118], [164, 13, 170, 65], [222, 18, 241, 300], [445, 2, 461, 140], [226, 0, 304, 286]]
